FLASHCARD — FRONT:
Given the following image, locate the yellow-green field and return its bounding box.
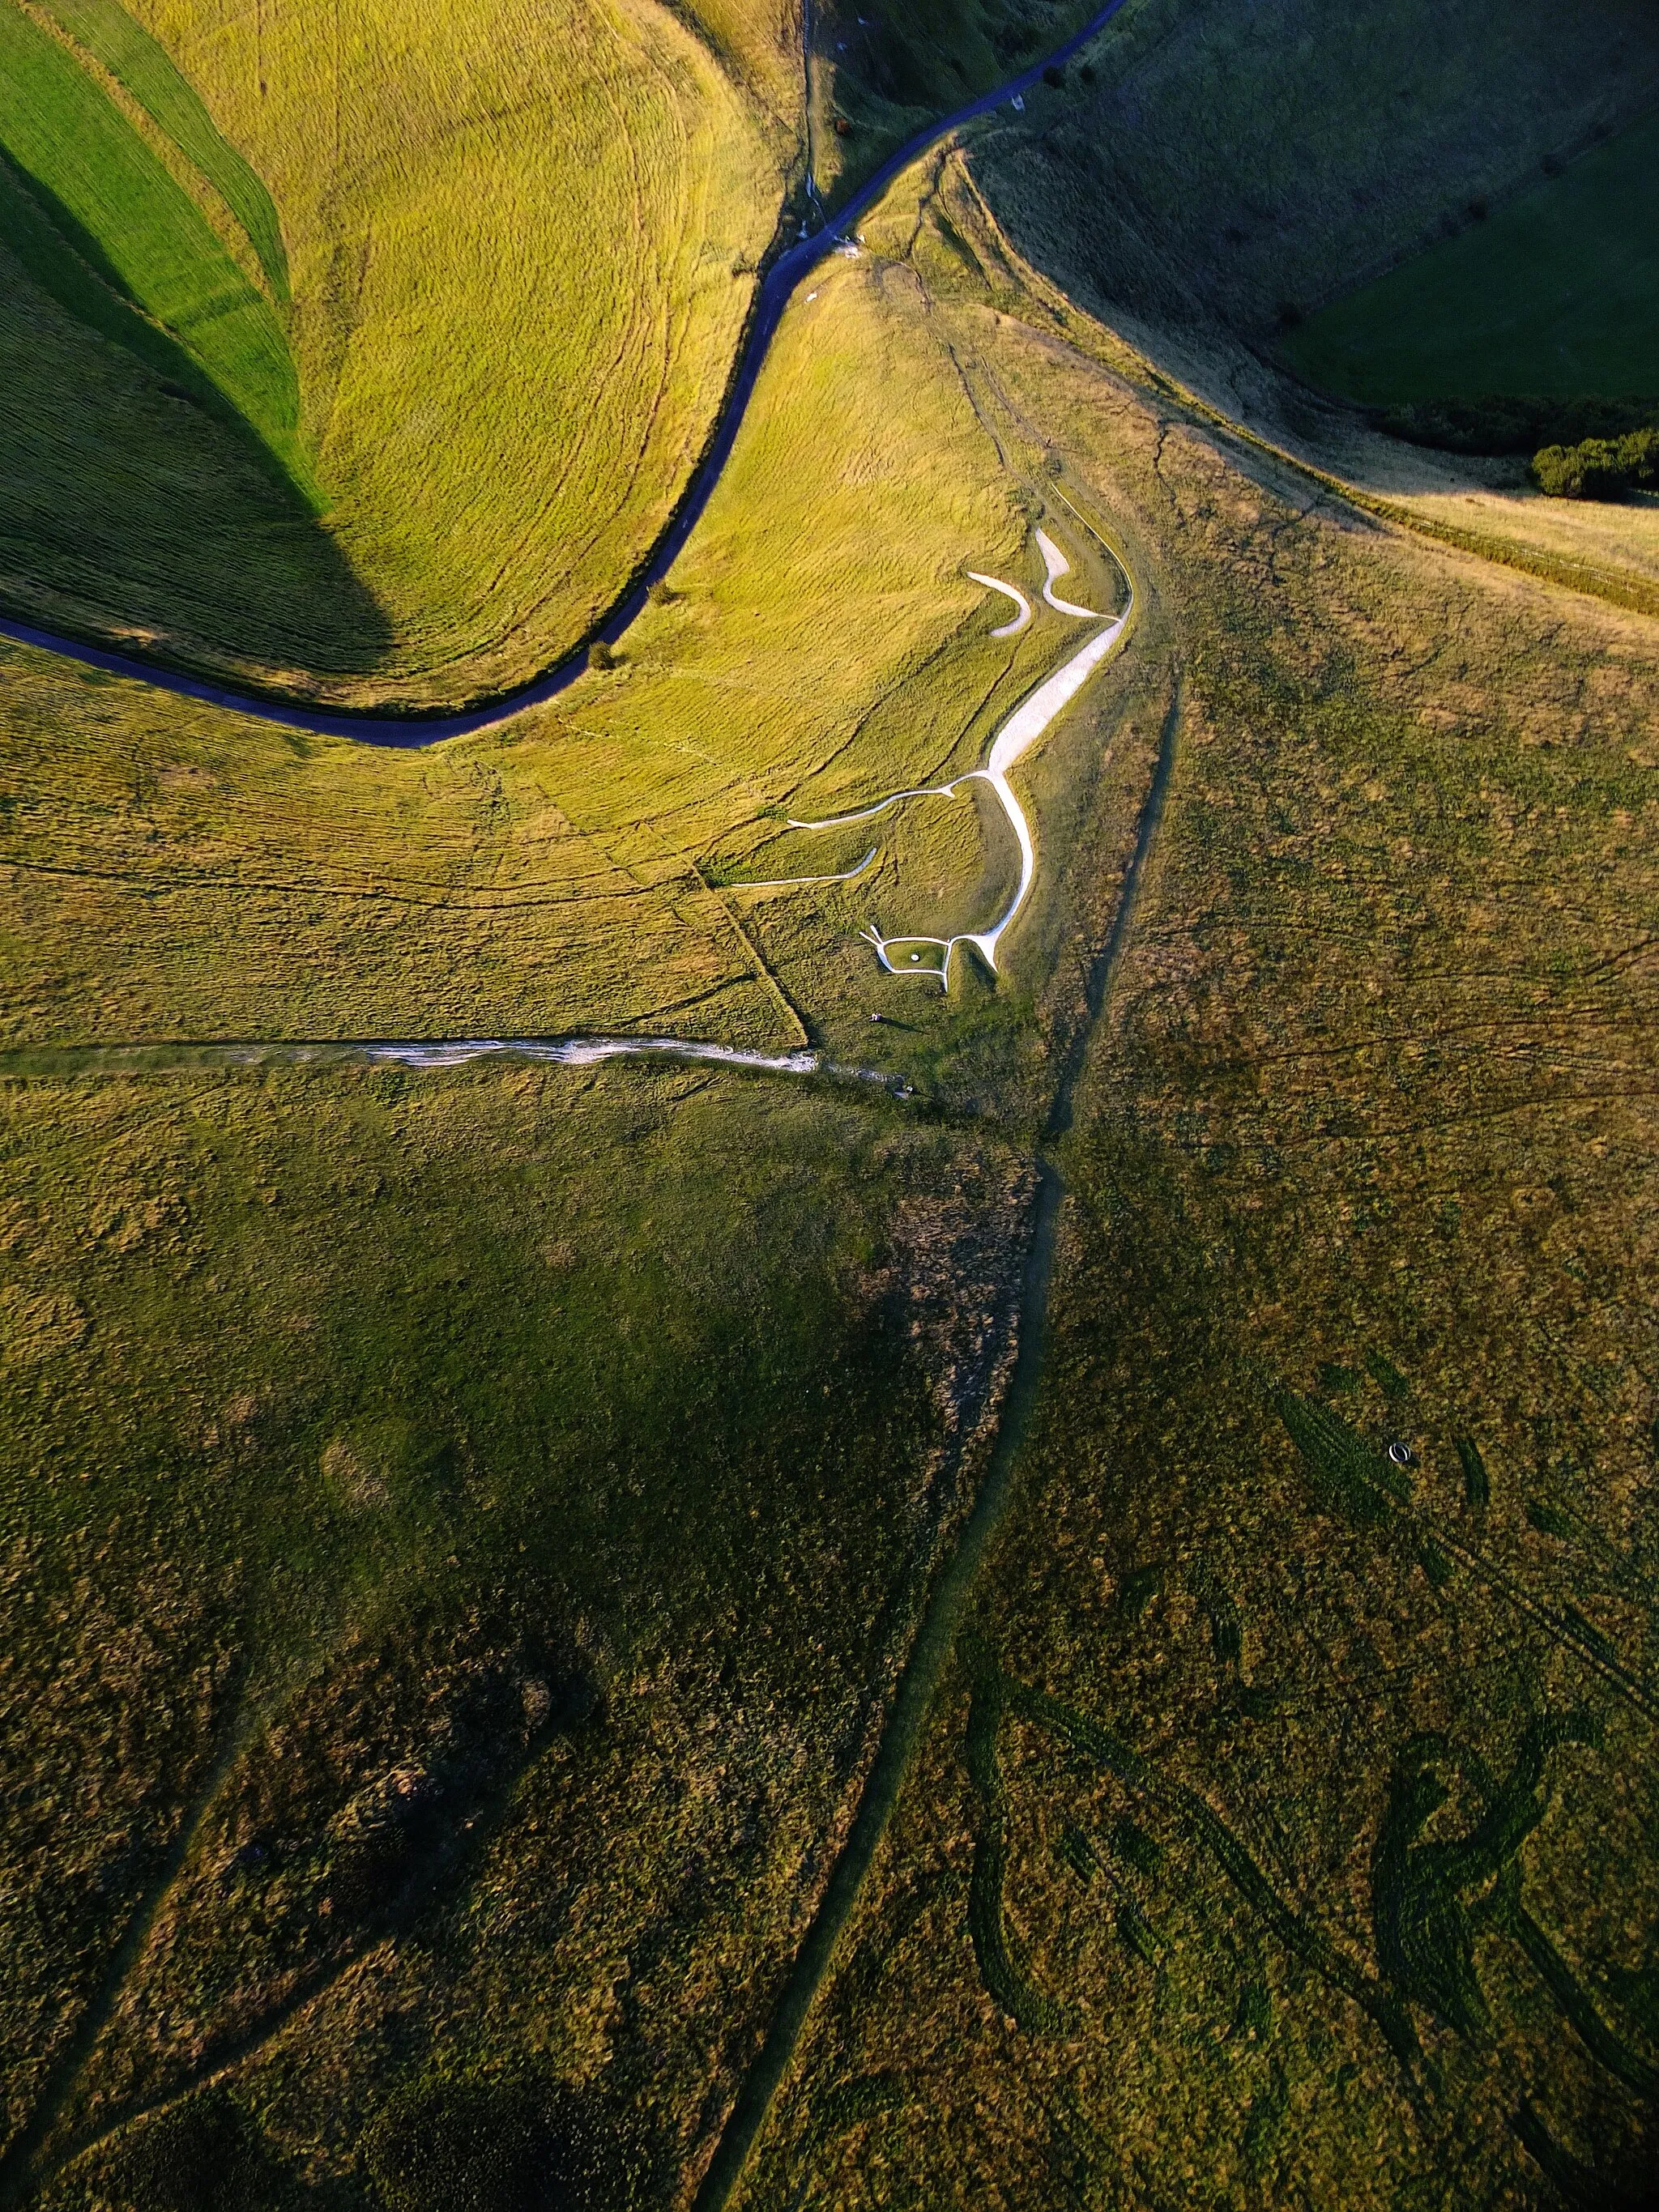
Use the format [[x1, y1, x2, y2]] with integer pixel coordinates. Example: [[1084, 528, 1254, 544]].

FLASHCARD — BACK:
[[2, 0, 783, 705], [0, 226, 1145, 1076], [0, 0, 1128, 710]]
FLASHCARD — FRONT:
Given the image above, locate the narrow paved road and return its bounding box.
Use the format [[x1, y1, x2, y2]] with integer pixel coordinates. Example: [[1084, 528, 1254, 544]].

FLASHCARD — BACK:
[[0, 0, 1134, 743]]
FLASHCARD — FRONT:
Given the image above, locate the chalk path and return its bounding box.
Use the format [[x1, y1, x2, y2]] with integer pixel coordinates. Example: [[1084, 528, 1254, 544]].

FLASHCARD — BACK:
[[966, 572, 1031, 637]]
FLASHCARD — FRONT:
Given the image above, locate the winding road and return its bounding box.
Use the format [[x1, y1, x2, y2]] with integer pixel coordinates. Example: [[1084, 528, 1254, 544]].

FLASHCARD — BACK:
[[0, 15, 1171, 2207], [0, 0, 1135, 744]]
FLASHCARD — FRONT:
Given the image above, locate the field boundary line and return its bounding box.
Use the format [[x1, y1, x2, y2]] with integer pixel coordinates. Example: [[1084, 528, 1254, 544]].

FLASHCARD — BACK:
[[0, 0, 1140, 735], [691, 864, 814, 1047], [689, 533, 1173, 2210]]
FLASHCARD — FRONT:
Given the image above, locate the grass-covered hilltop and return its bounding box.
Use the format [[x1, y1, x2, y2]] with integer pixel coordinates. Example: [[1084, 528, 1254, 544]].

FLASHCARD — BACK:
[[2, 2, 1656, 2208]]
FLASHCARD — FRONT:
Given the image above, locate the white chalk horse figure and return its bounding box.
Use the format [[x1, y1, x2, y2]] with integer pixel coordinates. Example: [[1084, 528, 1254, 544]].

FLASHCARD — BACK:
[[782, 528, 1130, 987]]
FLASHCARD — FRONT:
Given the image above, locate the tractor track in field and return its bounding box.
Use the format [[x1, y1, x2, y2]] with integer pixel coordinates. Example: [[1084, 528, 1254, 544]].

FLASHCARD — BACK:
[[0, 0, 1136, 743], [1, 11, 1166, 2198]]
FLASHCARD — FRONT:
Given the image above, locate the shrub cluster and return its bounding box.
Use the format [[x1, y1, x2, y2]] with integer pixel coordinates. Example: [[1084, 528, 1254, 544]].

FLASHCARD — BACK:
[[92, 2090, 276, 2212], [1532, 426, 1659, 499], [363, 2070, 596, 2211], [1381, 394, 1658, 456]]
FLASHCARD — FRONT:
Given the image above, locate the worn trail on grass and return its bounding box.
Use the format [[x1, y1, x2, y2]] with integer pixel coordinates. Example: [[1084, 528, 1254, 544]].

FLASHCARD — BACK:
[[0, 0, 1136, 741], [0, 1034, 900, 1088], [692, 628, 1177, 2208]]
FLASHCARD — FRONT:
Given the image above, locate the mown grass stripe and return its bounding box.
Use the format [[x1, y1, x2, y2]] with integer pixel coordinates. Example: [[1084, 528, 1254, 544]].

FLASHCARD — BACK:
[[33, 0, 288, 300], [0, 146, 224, 418], [0, 0, 305, 485]]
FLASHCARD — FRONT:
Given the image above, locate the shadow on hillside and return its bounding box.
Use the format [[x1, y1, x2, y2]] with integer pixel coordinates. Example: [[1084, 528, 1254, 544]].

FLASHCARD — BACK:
[[960, 0, 1659, 503], [0, 163, 390, 682]]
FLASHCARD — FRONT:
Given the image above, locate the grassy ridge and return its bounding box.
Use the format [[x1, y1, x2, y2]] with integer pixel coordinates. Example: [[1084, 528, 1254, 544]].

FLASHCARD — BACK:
[[0, 166, 1160, 2201], [1284, 108, 1659, 403], [733, 275, 1659, 2211], [0, 0, 304, 482], [36, 0, 290, 300], [11, 30, 1659, 2206]]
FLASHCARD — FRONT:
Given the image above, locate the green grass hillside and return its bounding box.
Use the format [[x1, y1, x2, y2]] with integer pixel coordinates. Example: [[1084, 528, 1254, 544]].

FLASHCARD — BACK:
[[1, 0, 783, 705], [2, 6, 1658, 2207], [0, 239, 1128, 1066], [0, 0, 1130, 709], [37, 0, 291, 299], [0, 1059, 1038, 2206], [1284, 108, 1659, 403], [0, 0, 305, 482], [0, 143, 1158, 2200]]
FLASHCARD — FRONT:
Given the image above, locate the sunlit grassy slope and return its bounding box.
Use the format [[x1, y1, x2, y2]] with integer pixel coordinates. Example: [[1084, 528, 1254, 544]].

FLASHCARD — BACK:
[[0, 241, 1132, 1060], [36, 0, 290, 298], [0, 0, 1124, 713], [5, 12, 1659, 2208], [0, 0, 783, 705], [7, 146, 1658, 2202], [0, 0, 305, 479], [0, 143, 1151, 2209]]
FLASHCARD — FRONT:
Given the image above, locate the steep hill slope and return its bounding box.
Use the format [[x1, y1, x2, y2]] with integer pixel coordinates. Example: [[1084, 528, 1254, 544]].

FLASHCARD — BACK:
[[0, 0, 783, 707], [972, 0, 1659, 349]]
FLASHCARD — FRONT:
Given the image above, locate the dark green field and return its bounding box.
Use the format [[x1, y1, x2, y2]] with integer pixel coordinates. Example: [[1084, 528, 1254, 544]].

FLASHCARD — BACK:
[[1284, 109, 1659, 403]]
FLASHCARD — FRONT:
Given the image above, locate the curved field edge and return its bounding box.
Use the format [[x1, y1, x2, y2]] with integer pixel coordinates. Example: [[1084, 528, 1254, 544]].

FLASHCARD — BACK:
[[0, 0, 1132, 721], [0, 0, 304, 476], [940, 153, 1659, 627], [0, 0, 785, 711], [0, 229, 1124, 1056]]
